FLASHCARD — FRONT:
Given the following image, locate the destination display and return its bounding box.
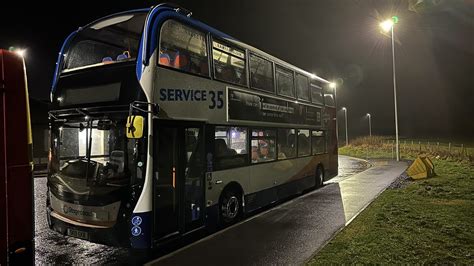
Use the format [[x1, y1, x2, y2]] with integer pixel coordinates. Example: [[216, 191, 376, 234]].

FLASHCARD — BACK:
[[228, 89, 322, 126]]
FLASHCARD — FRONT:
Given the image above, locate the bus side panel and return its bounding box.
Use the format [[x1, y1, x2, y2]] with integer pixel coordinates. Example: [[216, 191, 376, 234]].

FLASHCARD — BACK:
[[206, 167, 250, 214], [1, 50, 34, 263]]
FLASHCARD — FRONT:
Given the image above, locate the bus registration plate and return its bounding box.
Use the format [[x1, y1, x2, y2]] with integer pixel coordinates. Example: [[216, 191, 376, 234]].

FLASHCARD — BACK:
[[67, 228, 89, 240]]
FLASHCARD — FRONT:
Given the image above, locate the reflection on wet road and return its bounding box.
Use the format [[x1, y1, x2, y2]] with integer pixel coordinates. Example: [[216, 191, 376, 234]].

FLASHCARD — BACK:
[[34, 155, 369, 264], [327, 155, 370, 183], [34, 178, 129, 264]]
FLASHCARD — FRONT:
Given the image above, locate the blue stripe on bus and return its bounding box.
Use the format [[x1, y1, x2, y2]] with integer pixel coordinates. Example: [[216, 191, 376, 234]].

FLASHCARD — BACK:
[[51, 30, 78, 95], [137, 5, 237, 80], [136, 39, 144, 81]]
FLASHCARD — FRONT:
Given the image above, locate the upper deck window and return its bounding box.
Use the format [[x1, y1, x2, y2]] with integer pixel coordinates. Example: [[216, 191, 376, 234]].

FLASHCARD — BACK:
[[276, 65, 294, 97], [159, 20, 209, 77], [324, 85, 335, 107], [249, 53, 274, 93], [296, 74, 310, 101], [310, 83, 324, 105], [212, 40, 246, 85], [63, 12, 146, 72]]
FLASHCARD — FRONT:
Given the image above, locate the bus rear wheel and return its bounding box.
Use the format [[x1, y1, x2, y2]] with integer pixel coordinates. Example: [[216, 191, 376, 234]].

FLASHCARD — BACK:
[[219, 189, 242, 226], [315, 165, 324, 189]]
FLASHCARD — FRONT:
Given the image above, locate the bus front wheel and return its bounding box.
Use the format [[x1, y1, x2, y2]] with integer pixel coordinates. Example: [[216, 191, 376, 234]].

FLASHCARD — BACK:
[[219, 188, 242, 226]]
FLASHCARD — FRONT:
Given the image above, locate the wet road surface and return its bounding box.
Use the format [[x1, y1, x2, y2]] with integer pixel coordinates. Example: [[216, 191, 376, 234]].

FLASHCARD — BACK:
[[33, 178, 129, 264], [33, 156, 373, 264], [327, 155, 370, 183]]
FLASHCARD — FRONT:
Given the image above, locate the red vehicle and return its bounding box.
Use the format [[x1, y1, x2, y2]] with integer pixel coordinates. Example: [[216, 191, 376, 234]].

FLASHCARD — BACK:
[[0, 49, 34, 264]]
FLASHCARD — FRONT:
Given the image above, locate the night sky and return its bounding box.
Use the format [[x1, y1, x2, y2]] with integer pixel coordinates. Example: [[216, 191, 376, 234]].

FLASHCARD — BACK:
[[1, 0, 473, 140]]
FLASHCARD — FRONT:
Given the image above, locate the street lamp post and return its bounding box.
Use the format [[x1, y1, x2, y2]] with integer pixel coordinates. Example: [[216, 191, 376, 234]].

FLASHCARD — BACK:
[[366, 113, 372, 136], [380, 17, 400, 161], [342, 107, 348, 146]]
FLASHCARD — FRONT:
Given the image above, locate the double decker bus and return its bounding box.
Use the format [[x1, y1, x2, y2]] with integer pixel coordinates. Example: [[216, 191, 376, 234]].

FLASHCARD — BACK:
[[1, 49, 34, 264], [47, 4, 338, 249]]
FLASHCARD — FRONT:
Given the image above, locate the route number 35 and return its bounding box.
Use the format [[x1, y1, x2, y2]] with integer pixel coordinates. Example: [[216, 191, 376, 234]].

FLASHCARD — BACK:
[[209, 91, 224, 109]]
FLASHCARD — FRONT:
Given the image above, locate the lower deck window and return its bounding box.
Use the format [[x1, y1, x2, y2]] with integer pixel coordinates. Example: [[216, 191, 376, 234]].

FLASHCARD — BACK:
[[297, 129, 311, 157], [214, 126, 248, 170], [277, 128, 296, 159], [312, 130, 326, 154], [251, 129, 276, 163]]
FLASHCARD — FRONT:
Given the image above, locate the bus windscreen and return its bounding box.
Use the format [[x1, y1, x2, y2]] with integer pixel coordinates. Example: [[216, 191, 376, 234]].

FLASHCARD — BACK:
[[63, 12, 147, 72]]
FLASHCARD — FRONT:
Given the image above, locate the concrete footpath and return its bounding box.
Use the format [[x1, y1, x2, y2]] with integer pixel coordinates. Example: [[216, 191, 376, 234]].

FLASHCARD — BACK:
[[148, 159, 408, 266]]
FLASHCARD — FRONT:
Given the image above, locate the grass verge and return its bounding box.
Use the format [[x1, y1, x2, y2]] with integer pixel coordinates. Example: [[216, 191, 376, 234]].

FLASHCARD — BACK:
[[308, 140, 474, 264], [339, 136, 473, 163]]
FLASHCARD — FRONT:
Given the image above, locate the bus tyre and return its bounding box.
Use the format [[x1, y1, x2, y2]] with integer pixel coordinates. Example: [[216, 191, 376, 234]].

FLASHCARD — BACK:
[[219, 189, 242, 226], [315, 166, 324, 189]]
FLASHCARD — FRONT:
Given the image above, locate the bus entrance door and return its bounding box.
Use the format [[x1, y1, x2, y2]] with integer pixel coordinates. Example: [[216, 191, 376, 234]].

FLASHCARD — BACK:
[[154, 122, 205, 240]]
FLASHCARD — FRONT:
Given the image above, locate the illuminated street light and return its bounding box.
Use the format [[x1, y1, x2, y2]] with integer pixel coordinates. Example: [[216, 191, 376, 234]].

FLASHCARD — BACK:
[[14, 49, 26, 58], [342, 107, 348, 146], [366, 113, 372, 137], [380, 20, 394, 33], [379, 16, 400, 161]]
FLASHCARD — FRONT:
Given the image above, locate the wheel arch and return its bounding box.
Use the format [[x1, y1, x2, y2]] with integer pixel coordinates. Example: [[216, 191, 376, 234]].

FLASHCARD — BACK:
[[219, 181, 245, 212], [316, 163, 325, 178], [220, 181, 244, 200], [315, 162, 325, 188]]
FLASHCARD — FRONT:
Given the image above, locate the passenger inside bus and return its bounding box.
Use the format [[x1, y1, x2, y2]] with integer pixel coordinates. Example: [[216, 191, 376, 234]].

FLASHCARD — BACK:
[[259, 141, 270, 161], [298, 133, 310, 155], [215, 139, 245, 169], [251, 140, 275, 162], [251, 146, 259, 163], [214, 139, 237, 157]]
